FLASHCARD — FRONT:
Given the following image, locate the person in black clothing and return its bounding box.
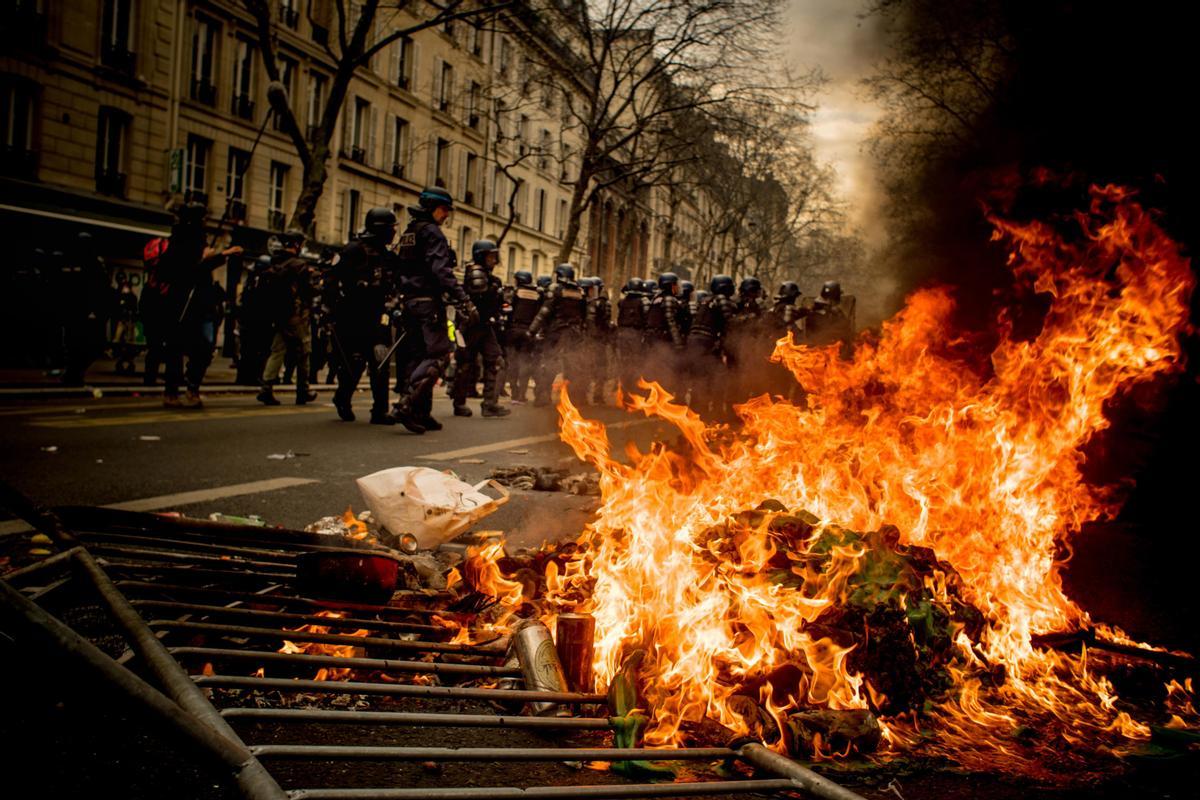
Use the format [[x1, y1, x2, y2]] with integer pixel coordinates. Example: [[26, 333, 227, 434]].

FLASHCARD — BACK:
[[390, 187, 475, 433], [451, 240, 511, 418], [112, 279, 139, 375], [526, 263, 586, 407], [257, 230, 319, 405], [614, 277, 650, 394], [678, 279, 695, 337], [329, 207, 398, 424], [503, 270, 541, 403], [156, 203, 242, 408], [643, 272, 687, 393], [686, 275, 739, 414], [581, 276, 613, 405], [57, 232, 112, 385]]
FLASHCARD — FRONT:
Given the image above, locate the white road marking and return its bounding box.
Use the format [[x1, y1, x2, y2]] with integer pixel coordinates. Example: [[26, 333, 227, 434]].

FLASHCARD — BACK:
[[417, 419, 655, 461], [0, 477, 320, 537]]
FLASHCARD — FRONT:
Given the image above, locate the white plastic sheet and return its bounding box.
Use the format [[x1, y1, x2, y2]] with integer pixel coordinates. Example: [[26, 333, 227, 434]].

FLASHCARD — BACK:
[[356, 466, 510, 549]]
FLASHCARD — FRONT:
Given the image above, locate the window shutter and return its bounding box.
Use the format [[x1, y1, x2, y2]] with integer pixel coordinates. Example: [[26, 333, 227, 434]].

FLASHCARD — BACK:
[[341, 95, 354, 154], [446, 69, 455, 116], [432, 57, 443, 109], [368, 106, 378, 166], [458, 150, 467, 199], [411, 41, 421, 94], [389, 40, 401, 85], [383, 116, 395, 171], [426, 134, 436, 185]]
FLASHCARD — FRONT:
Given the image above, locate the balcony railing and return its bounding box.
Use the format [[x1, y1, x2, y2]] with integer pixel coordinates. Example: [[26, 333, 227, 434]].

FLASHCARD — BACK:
[[437, 98, 450, 113], [184, 189, 208, 207], [232, 94, 255, 121], [101, 44, 137, 75], [0, 146, 38, 180], [468, 113, 480, 129], [391, 162, 404, 179], [267, 210, 286, 231], [397, 75, 410, 91], [463, 190, 475, 206], [191, 79, 217, 106], [226, 199, 247, 222], [96, 169, 127, 198], [279, 6, 299, 29], [348, 146, 366, 164]]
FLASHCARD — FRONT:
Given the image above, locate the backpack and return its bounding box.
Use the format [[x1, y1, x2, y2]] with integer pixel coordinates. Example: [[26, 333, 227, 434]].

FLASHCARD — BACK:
[[143, 237, 171, 296]]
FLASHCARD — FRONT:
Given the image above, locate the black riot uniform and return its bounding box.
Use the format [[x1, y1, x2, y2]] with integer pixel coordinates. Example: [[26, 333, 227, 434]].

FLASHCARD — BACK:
[[527, 263, 586, 406], [614, 279, 650, 392], [727, 276, 770, 401], [643, 272, 686, 392], [581, 277, 613, 405], [451, 240, 510, 417], [329, 210, 397, 424], [391, 187, 472, 433], [504, 270, 541, 402], [765, 281, 803, 402], [686, 276, 739, 414], [803, 280, 856, 355]]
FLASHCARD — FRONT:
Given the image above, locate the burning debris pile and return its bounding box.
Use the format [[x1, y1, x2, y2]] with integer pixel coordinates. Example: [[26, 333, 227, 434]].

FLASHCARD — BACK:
[[534, 183, 1200, 779]]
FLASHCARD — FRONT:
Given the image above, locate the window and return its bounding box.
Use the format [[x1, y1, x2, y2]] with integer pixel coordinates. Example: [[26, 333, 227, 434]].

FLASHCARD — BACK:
[[468, 23, 482, 57], [557, 198, 567, 238], [1, 79, 37, 178], [279, 0, 299, 29], [442, 17, 455, 40], [538, 129, 550, 170], [463, 153, 477, 205], [491, 165, 503, 213], [395, 36, 413, 90], [185, 134, 211, 203], [518, 115, 529, 154], [95, 107, 128, 197], [467, 81, 480, 129], [306, 72, 326, 140], [349, 98, 370, 162], [232, 39, 256, 120], [434, 138, 450, 188], [225, 147, 249, 218], [507, 245, 519, 273], [498, 37, 511, 79], [190, 16, 218, 105], [101, 0, 135, 73], [274, 57, 296, 131], [345, 189, 360, 240], [437, 61, 453, 113], [534, 188, 546, 232], [268, 162, 288, 230], [531, 252, 541, 275], [459, 226, 472, 259], [389, 116, 408, 177], [493, 99, 506, 145], [513, 179, 526, 223]]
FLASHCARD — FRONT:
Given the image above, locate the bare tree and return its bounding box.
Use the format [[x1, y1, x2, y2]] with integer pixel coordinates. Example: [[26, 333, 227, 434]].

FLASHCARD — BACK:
[[242, 0, 509, 232]]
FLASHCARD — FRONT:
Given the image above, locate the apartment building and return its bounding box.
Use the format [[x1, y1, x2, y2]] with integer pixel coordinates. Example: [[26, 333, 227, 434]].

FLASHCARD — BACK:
[[1, 1, 739, 289]]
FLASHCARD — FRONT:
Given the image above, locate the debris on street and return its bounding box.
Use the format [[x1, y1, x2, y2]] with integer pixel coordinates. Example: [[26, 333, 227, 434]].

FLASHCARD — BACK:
[[489, 465, 600, 495]]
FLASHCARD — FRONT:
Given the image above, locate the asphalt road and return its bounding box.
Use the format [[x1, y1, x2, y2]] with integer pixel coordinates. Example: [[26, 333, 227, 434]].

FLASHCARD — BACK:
[[0, 387, 671, 548]]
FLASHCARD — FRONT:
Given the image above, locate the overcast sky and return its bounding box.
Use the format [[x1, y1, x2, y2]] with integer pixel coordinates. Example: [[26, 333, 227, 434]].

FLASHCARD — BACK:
[[784, 0, 885, 233]]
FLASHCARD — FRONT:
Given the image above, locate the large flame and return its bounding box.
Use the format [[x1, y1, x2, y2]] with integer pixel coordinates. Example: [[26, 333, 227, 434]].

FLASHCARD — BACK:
[[548, 184, 1195, 775]]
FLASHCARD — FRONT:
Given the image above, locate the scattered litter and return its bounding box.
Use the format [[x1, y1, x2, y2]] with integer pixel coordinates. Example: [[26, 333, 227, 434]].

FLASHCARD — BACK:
[[489, 466, 600, 495], [357, 466, 510, 548], [30, 533, 52, 546], [28, 548, 52, 556], [40, 446, 58, 453], [139, 435, 161, 441], [208, 513, 266, 527], [266, 450, 309, 460], [458, 458, 487, 464], [507, 449, 530, 455]]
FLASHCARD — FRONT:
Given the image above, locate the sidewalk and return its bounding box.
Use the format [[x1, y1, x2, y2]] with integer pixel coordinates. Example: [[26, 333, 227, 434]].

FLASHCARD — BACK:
[[0, 357, 331, 398]]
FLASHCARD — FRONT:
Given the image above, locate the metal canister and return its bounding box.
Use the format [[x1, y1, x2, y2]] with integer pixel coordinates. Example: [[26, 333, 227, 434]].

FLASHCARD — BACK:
[[509, 619, 570, 716], [555, 613, 595, 693]]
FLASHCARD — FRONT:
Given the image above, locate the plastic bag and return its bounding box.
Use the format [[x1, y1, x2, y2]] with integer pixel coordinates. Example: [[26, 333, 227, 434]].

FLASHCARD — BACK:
[[356, 466, 510, 549]]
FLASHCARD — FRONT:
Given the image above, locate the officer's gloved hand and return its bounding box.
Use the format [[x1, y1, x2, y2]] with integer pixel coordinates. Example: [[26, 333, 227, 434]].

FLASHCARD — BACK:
[[456, 301, 479, 327]]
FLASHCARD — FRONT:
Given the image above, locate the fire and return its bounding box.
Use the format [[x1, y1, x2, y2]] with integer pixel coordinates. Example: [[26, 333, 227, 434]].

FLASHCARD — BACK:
[[548, 184, 1197, 776], [341, 506, 370, 540], [278, 610, 369, 680]]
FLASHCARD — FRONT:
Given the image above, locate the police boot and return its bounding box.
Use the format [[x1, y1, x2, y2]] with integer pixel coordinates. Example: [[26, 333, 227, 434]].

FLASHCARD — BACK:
[[296, 384, 318, 405], [385, 400, 426, 434], [453, 402, 473, 417], [257, 382, 281, 406], [481, 403, 511, 418]]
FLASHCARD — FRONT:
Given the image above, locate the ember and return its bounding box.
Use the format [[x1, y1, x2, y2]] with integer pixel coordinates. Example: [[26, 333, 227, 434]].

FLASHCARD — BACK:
[[547, 184, 1200, 777], [278, 611, 369, 680]]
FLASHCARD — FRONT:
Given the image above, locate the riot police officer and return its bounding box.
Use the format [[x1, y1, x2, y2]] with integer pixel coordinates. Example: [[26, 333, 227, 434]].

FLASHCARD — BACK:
[[526, 263, 586, 407], [391, 187, 475, 433], [257, 230, 318, 406], [766, 280, 804, 402], [581, 276, 613, 405], [678, 280, 695, 336], [644, 272, 687, 391], [771, 281, 802, 334], [329, 207, 396, 424], [614, 278, 649, 393], [685, 275, 739, 415], [728, 275, 769, 401], [804, 280, 855, 352], [451, 240, 510, 418], [536, 275, 552, 290], [503, 270, 542, 403]]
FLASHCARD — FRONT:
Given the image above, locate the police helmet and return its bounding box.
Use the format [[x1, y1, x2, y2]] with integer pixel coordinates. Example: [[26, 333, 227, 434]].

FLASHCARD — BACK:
[[279, 229, 306, 249], [554, 263, 575, 282], [177, 202, 207, 226], [418, 186, 454, 211], [579, 277, 598, 297], [253, 254, 272, 271], [710, 274, 735, 296], [622, 278, 641, 294], [588, 276, 603, 291], [820, 280, 842, 303], [739, 276, 762, 297], [657, 272, 680, 294], [514, 270, 534, 287], [536, 275, 552, 288], [776, 281, 800, 301], [638, 278, 656, 293], [471, 239, 499, 267], [364, 207, 397, 238], [679, 280, 694, 300], [694, 289, 712, 304]]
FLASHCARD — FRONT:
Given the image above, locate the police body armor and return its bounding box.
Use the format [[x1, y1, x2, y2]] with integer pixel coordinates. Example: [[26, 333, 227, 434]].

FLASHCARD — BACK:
[[464, 265, 503, 324], [394, 219, 455, 298], [691, 294, 737, 341], [545, 282, 586, 333], [509, 286, 543, 334], [332, 239, 390, 316], [588, 295, 613, 335], [645, 294, 684, 346], [617, 293, 648, 329]]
